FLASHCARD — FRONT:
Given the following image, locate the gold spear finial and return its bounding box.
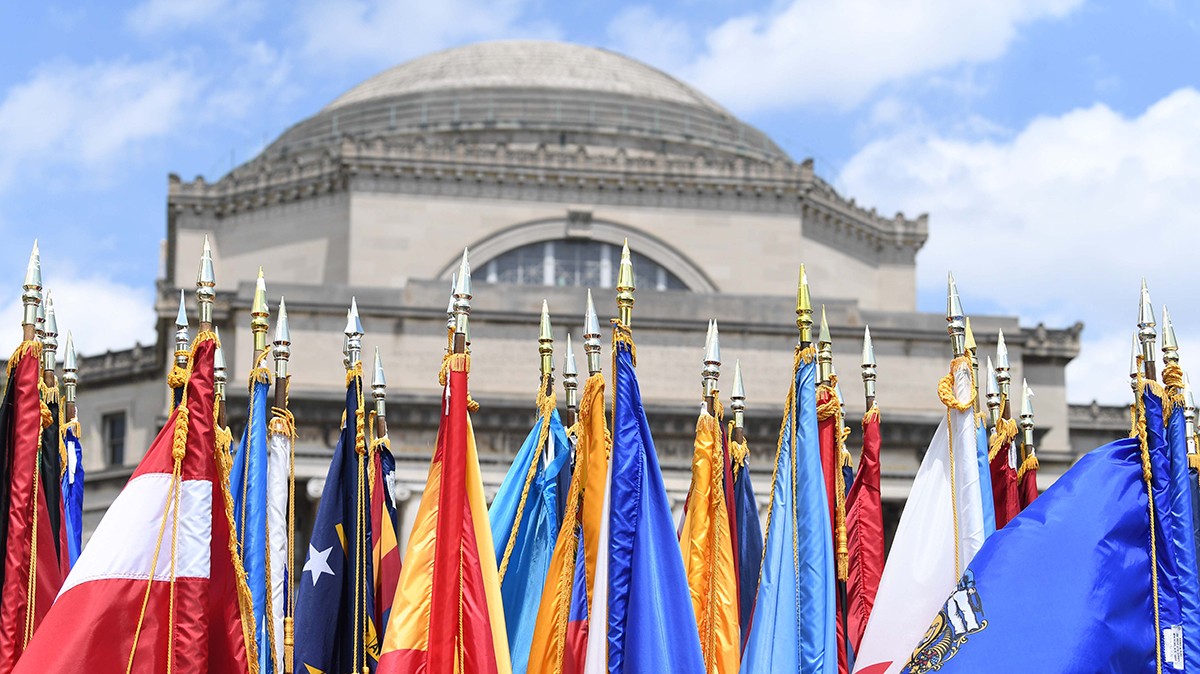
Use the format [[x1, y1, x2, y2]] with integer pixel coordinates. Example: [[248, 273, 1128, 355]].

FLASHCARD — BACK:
[[584, 289, 602, 376], [539, 299, 555, 389], [21, 241, 42, 340], [817, 304, 833, 384], [985, 356, 1001, 428], [43, 290, 58, 376], [796, 264, 813, 346], [452, 249, 472, 353], [196, 235, 216, 331], [1162, 305, 1180, 367], [616, 239, 635, 327], [1138, 278, 1158, 381], [861, 325, 877, 406], [947, 272, 966, 358], [702, 319, 721, 407], [251, 267, 270, 359]]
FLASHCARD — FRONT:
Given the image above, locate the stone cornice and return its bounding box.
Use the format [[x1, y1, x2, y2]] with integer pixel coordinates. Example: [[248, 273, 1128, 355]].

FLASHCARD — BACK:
[[169, 139, 929, 267]]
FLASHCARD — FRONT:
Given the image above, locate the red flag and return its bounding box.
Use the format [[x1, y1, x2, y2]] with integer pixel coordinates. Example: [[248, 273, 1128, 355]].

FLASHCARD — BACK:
[[1018, 450, 1040, 509], [845, 405, 884, 653], [0, 342, 66, 673], [371, 438, 402, 633], [988, 419, 1021, 528], [13, 336, 256, 673], [816, 384, 848, 674]]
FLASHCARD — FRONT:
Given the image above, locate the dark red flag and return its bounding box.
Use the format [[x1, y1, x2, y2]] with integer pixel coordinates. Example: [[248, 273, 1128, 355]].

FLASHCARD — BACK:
[[988, 420, 1022, 528], [845, 405, 885, 653]]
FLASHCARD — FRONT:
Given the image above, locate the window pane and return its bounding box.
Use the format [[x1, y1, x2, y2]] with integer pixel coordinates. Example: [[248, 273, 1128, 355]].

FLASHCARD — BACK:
[[482, 238, 687, 291], [102, 411, 126, 466]]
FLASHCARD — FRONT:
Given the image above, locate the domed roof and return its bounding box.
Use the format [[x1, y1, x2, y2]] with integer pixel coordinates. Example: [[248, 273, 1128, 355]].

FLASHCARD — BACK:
[[327, 41, 729, 115], [258, 40, 788, 165]]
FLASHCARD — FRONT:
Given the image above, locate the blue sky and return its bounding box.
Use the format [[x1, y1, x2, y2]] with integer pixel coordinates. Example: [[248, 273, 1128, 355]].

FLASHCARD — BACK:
[[1, 0, 1198, 403]]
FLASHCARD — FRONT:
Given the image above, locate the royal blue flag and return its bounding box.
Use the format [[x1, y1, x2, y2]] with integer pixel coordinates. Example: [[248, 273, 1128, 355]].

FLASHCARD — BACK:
[[733, 457, 762, 650], [60, 422, 84, 567], [1162, 395, 1200, 671], [741, 351, 836, 674], [230, 376, 273, 673], [604, 336, 705, 674], [894, 387, 1188, 673], [489, 405, 571, 673], [294, 377, 378, 673]]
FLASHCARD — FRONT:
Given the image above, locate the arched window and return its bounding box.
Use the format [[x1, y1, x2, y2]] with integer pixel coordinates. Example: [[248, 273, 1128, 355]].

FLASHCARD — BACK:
[[482, 240, 688, 291]]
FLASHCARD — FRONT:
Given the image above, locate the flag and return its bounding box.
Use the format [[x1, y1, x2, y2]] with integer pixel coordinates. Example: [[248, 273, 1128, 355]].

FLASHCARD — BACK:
[[60, 418, 84, 568], [741, 346, 836, 674], [1162, 372, 1200, 671], [893, 382, 1184, 673], [816, 384, 849, 674], [727, 428, 762, 651], [0, 342, 67, 672], [489, 387, 570, 673], [378, 353, 509, 674], [230, 367, 275, 673], [845, 405, 884, 654], [370, 427, 402, 636], [973, 414, 995, 538], [986, 418, 1020, 529], [1017, 445, 1039, 509], [853, 357, 986, 674], [592, 329, 704, 674], [266, 406, 293, 671], [12, 335, 255, 672], [294, 369, 378, 674], [679, 408, 739, 674], [528, 373, 608, 674]]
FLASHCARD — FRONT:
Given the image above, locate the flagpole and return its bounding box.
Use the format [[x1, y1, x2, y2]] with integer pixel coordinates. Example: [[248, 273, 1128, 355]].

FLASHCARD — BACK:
[[272, 298, 294, 674], [539, 300, 554, 395], [731, 359, 746, 443], [563, 333, 579, 427], [797, 264, 812, 349], [1139, 279, 1158, 382], [21, 242, 41, 343], [862, 326, 876, 410], [702, 320, 720, 416], [452, 250, 471, 355]]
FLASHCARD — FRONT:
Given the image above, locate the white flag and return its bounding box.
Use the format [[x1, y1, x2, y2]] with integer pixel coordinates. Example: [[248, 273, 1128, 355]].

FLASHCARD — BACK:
[[852, 359, 986, 674], [267, 428, 292, 670]]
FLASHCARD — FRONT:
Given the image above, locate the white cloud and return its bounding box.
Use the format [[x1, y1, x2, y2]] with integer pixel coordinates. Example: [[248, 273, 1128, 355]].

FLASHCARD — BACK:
[[127, 0, 264, 35], [0, 275, 157, 359], [606, 6, 695, 75], [0, 59, 199, 189], [295, 0, 559, 66], [663, 0, 1083, 112], [838, 87, 1200, 404]]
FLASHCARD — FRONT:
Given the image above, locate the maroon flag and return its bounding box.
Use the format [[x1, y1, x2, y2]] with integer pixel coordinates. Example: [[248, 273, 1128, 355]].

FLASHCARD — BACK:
[[845, 405, 884, 653]]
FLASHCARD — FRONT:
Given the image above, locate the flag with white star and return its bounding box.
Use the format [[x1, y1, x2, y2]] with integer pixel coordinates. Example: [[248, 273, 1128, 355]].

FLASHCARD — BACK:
[[294, 374, 378, 673]]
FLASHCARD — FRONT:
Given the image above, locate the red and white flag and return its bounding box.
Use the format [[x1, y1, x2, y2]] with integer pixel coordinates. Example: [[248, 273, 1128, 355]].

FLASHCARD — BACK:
[[14, 336, 257, 674]]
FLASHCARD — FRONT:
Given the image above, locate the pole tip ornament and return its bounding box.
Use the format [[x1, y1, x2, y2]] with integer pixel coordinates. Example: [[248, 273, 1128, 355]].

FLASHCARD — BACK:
[[196, 235, 216, 327], [21, 240, 43, 330], [1138, 279, 1158, 379], [538, 299, 554, 378], [861, 325, 877, 401], [964, 317, 976, 353], [985, 356, 999, 398], [213, 326, 227, 385], [345, 298, 363, 367], [862, 325, 875, 367], [176, 290, 189, 328], [796, 264, 813, 343], [452, 249, 473, 345], [372, 346, 387, 392], [946, 272, 966, 357], [1162, 305, 1180, 365], [702, 319, 721, 399], [64, 331, 77, 372], [616, 240, 635, 326], [995, 329, 1010, 371], [563, 333, 579, 377], [1020, 379, 1035, 419], [817, 304, 833, 384], [584, 288, 602, 376], [273, 297, 291, 380], [251, 268, 269, 317]]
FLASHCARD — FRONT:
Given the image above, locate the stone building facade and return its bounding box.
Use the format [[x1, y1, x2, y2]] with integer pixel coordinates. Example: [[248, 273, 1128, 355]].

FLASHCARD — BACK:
[[67, 41, 1112, 548]]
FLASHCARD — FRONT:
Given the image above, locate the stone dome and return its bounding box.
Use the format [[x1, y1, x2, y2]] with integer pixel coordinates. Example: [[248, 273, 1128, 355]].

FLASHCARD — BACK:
[[261, 40, 789, 164]]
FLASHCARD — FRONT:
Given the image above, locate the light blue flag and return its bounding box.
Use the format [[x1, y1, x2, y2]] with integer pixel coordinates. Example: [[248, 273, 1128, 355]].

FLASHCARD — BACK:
[[741, 352, 836, 674], [61, 423, 85, 566], [605, 337, 704, 674], [230, 377, 273, 674], [489, 405, 571, 673], [975, 417, 996, 537]]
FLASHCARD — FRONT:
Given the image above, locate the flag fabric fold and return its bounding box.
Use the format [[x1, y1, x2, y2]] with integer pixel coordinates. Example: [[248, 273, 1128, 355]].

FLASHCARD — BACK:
[[679, 409, 739, 674], [12, 335, 256, 673], [727, 428, 762, 652], [370, 427, 402, 637], [265, 406, 293, 672], [853, 358, 986, 674], [845, 406, 884, 654], [1158, 373, 1200, 672], [740, 346, 837, 674], [894, 382, 1181, 673], [294, 368, 378, 674], [987, 418, 1020, 529], [0, 342, 67, 672], [528, 373, 608, 674], [230, 368, 275, 673], [974, 414, 996, 538], [490, 385, 570, 674], [816, 384, 849, 674], [60, 418, 85, 569], [378, 353, 510, 674], [598, 330, 704, 674]]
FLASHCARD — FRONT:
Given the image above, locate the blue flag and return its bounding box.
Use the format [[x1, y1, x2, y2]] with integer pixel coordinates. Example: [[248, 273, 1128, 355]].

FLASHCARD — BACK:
[[489, 405, 570, 673], [230, 377, 273, 673], [733, 455, 763, 650], [741, 351, 836, 674], [605, 337, 705, 674], [895, 388, 1185, 673], [1161, 394, 1200, 671], [975, 417, 996, 538], [60, 423, 84, 567], [294, 378, 378, 673]]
